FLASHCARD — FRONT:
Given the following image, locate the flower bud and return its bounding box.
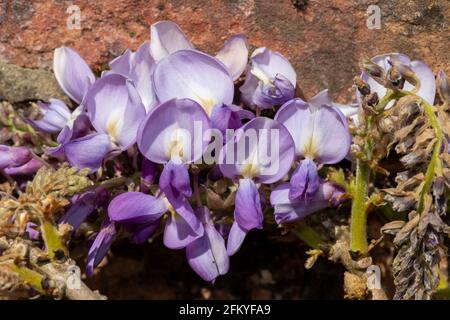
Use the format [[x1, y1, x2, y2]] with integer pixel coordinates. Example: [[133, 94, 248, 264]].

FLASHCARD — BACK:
[[366, 92, 379, 107], [387, 66, 405, 89], [354, 77, 371, 96], [388, 58, 420, 90], [0, 145, 32, 170], [359, 58, 386, 84], [437, 71, 450, 105], [4, 158, 43, 176]]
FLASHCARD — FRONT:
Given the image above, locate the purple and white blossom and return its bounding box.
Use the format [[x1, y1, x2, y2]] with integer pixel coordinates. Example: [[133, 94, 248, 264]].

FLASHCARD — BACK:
[[240, 47, 297, 109], [275, 98, 350, 203], [270, 180, 344, 224], [62, 74, 146, 171], [219, 117, 295, 255], [29, 99, 72, 134], [137, 98, 211, 248]]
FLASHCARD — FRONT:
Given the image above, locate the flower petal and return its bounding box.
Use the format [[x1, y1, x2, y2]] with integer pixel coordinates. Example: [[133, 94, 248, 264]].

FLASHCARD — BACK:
[[240, 72, 295, 109], [226, 221, 247, 256], [137, 98, 211, 164], [59, 189, 102, 230], [187, 223, 229, 282], [4, 158, 43, 176], [141, 158, 158, 186], [210, 104, 254, 135], [25, 222, 40, 241], [251, 47, 296, 86], [159, 159, 192, 199], [219, 117, 295, 184], [270, 181, 344, 224], [289, 158, 320, 201], [63, 132, 112, 172], [275, 99, 350, 164], [85, 74, 146, 149], [0, 145, 31, 169], [109, 49, 134, 75], [153, 49, 234, 116], [234, 178, 263, 230], [164, 209, 204, 249], [111, 43, 157, 112], [410, 60, 436, 105], [130, 42, 157, 112], [86, 218, 117, 277], [108, 192, 167, 224], [123, 219, 161, 244], [150, 21, 194, 62], [215, 35, 248, 81], [53, 47, 95, 104]]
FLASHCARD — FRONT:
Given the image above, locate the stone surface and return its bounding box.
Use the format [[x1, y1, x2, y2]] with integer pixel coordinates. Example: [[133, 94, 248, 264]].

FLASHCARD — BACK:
[[0, 61, 68, 103], [0, 0, 448, 103]]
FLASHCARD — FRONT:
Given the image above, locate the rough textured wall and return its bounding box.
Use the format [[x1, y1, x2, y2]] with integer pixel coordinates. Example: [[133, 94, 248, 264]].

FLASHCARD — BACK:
[[0, 0, 448, 103]]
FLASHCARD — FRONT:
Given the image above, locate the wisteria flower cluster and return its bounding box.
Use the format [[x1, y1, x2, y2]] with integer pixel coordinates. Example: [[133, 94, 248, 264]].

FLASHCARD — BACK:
[[1, 20, 449, 299]]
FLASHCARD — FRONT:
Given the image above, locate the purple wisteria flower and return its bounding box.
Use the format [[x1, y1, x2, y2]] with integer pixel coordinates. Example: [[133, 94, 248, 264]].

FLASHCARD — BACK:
[[240, 47, 297, 109], [219, 117, 295, 255], [270, 180, 344, 224], [30, 99, 91, 160], [108, 42, 157, 112], [62, 74, 146, 171], [86, 192, 228, 282], [53, 47, 95, 104], [275, 98, 350, 202], [150, 20, 248, 81], [138, 98, 212, 248], [33, 47, 97, 157], [29, 99, 71, 134], [359, 53, 436, 106]]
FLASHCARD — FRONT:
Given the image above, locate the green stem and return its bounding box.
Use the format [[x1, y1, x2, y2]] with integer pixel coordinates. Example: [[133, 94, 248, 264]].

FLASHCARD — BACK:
[[40, 218, 67, 260], [292, 222, 327, 250], [404, 92, 443, 213], [350, 159, 370, 254], [375, 89, 395, 112], [349, 90, 398, 255], [6, 263, 46, 294]]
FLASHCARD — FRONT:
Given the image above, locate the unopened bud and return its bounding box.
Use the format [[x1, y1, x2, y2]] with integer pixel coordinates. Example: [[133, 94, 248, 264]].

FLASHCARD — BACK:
[[437, 71, 450, 105], [359, 58, 386, 84], [354, 77, 371, 96], [388, 58, 420, 91], [387, 66, 405, 89], [366, 92, 379, 107], [0, 145, 32, 170]]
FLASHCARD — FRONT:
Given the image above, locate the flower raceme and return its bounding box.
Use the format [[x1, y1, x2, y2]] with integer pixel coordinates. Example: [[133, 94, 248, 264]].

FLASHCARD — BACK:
[[24, 20, 359, 283]]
